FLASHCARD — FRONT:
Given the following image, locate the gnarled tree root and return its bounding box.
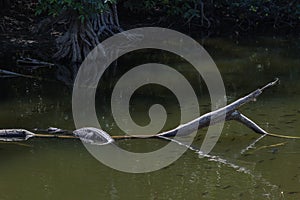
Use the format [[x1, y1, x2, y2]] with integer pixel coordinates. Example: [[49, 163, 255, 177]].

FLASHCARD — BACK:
[[53, 4, 122, 76]]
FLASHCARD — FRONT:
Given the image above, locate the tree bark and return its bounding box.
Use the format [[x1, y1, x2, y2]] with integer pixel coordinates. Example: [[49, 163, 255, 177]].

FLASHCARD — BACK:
[[0, 0, 10, 9], [53, 4, 121, 78]]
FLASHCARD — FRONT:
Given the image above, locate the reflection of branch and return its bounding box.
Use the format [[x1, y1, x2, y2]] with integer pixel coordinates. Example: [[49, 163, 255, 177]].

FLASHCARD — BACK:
[[1, 78, 300, 144]]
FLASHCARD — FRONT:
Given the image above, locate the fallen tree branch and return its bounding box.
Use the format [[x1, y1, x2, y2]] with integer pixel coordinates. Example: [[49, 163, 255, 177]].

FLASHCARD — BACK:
[[1, 79, 299, 144], [231, 111, 300, 139], [155, 78, 280, 137]]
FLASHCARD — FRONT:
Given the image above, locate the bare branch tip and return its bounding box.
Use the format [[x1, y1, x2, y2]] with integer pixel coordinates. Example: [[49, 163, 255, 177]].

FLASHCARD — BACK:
[[260, 78, 280, 91], [274, 77, 280, 84]]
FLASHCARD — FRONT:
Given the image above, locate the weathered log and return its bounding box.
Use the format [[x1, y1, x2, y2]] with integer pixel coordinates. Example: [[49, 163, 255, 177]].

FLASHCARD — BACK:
[[0, 129, 34, 141], [33, 127, 70, 134], [73, 127, 114, 145], [0, 129, 78, 141], [0, 128, 113, 144]]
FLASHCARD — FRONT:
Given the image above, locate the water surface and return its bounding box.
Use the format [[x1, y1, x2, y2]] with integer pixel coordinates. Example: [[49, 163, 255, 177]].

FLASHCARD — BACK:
[[0, 35, 300, 199]]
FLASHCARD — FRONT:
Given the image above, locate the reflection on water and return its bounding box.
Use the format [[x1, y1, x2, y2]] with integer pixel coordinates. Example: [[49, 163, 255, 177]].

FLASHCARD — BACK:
[[0, 35, 300, 199]]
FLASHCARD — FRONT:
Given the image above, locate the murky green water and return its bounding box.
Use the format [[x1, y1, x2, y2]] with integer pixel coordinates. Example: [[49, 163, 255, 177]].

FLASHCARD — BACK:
[[0, 35, 300, 199]]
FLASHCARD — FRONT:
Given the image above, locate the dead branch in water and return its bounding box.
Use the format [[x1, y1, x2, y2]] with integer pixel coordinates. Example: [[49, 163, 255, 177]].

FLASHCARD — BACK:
[[1, 78, 299, 144]]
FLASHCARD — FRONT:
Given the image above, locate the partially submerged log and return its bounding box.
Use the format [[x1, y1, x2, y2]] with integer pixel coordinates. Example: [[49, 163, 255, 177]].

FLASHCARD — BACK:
[[1, 79, 299, 144], [73, 127, 114, 145], [0, 128, 114, 145], [0, 129, 34, 141], [33, 127, 70, 134]]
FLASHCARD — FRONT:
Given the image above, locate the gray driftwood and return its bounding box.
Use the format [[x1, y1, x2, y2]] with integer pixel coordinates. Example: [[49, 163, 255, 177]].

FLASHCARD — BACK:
[[2, 78, 295, 144]]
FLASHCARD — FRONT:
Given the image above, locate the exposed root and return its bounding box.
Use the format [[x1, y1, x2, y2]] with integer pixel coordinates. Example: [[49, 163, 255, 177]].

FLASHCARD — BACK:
[[52, 3, 122, 76], [199, 0, 211, 28]]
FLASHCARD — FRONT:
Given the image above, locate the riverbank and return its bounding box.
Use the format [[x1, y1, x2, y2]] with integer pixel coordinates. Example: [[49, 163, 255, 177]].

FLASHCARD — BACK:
[[0, 1, 299, 75]]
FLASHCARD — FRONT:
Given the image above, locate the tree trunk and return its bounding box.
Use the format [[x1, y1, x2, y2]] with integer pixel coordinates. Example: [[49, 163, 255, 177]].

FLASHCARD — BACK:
[[0, 0, 10, 9], [53, 4, 121, 79]]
